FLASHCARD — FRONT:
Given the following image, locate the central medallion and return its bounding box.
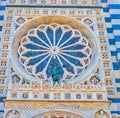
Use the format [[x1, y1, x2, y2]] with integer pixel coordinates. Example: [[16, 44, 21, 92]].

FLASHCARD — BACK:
[[49, 46, 60, 56]]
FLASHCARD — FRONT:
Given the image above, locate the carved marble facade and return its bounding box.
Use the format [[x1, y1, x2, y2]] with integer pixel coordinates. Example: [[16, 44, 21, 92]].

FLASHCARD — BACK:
[[0, 0, 116, 118]]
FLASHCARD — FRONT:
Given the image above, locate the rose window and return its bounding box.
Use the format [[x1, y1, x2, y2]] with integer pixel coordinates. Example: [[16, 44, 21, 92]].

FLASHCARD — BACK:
[[18, 23, 93, 81]]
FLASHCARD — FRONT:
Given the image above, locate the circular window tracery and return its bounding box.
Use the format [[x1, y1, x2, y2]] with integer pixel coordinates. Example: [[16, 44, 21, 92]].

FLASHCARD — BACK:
[[18, 23, 92, 80], [11, 16, 98, 83]]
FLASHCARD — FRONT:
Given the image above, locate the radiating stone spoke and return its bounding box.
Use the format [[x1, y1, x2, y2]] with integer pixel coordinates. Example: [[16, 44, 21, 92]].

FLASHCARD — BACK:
[[56, 55, 63, 67], [37, 30, 51, 47], [36, 54, 50, 67], [61, 44, 85, 50], [44, 56, 52, 71], [46, 27, 53, 46], [55, 27, 63, 45], [23, 43, 46, 50], [59, 54, 74, 74], [60, 54, 83, 67], [62, 51, 87, 58], [35, 55, 50, 74], [61, 52, 83, 67], [26, 53, 48, 66], [59, 36, 80, 48], [61, 50, 84, 52], [29, 52, 49, 59], [28, 39, 49, 50], [22, 51, 47, 58], [57, 30, 72, 47], [37, 36, 51, 48], [59, 54, 77, 70], [28, 36, 49, 48]]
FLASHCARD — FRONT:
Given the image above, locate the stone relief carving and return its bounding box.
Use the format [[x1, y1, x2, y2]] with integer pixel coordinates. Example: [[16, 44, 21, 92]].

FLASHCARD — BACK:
[[5, 110, 20, 118]]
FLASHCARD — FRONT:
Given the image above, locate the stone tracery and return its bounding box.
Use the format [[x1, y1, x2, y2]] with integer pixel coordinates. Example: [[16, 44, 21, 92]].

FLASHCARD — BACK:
[[17, 23, 94, 83]]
